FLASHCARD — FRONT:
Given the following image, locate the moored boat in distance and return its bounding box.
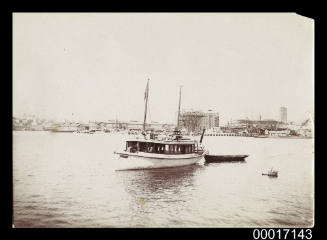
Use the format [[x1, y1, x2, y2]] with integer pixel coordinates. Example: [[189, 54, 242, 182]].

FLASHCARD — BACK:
[[114, 79, 207, 170], [262, 168, 278, 177]]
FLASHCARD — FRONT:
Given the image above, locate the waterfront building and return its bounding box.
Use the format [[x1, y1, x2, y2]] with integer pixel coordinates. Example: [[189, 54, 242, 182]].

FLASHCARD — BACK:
[[179, 110, 205, 133], [204, 110, 220, 129], [232, 119, 279, 130], [179, 110, 219, 134], [280, 106, 287, 123]]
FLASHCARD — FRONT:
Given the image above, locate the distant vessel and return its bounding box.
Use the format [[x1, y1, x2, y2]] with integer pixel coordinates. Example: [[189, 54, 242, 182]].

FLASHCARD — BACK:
[[262, 168, 278, 177], [114, 79, 208, 169]]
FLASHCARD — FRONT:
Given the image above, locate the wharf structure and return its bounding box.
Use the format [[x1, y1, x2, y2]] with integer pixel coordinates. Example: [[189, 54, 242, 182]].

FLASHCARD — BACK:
[[179, 110, 219, 135], [204, 118, 312, 138]]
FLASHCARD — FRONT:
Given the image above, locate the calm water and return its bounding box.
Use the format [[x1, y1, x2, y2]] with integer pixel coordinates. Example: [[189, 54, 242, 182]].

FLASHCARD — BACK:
[[13, 131, 314, 228]]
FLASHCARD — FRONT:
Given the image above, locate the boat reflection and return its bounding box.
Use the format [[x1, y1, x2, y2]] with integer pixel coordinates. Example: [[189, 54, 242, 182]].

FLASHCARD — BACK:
[[116, 164, 204, 205]]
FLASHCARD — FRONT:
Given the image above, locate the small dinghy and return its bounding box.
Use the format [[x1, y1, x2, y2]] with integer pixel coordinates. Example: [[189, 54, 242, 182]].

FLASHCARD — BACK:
[[262, 168, 278, 177]]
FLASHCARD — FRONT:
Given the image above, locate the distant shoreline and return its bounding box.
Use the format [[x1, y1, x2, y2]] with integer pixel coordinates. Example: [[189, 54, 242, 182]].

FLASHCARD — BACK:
[[204, 135, 312, 140], [12, 130, 313, 139]]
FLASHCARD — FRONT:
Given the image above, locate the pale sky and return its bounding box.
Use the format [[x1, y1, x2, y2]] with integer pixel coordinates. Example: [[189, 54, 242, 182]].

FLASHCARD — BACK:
[[13, 13, 314, 125]]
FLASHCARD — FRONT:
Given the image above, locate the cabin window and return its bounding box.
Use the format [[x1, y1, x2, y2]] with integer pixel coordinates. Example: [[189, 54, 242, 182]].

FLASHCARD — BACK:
[[166, 145, 185, 154], [159, 145, 164, 153], [183, 145, 187, 154], [139, 142, 146, 152], [154, 144, 163, 153], [182, 145, 187, 153], [165, 145, 169, 151], [127, 141, 138, 152], [157, 144, 164, 153], [148, 143, 154, 153], [145, 143, 150, 152], [165, 145, 169, 153], [169, 145, 174, 153], [152, 144, 156, 153]]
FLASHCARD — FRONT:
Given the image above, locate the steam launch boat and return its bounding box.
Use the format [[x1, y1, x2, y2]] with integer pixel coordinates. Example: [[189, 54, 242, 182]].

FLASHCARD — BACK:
[[114, 79, 208, 170]]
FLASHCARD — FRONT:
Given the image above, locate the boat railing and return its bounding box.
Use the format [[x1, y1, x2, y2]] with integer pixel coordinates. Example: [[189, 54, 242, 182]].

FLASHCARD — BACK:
[[194, 145, 205, 153]]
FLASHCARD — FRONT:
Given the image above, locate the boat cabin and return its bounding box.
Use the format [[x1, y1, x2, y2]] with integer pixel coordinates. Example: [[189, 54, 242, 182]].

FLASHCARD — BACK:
[[125, 140, 197, 154]]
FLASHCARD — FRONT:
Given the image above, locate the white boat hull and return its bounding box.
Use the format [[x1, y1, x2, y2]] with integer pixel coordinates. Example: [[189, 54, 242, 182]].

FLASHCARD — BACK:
[[114, 151, 207, 170]]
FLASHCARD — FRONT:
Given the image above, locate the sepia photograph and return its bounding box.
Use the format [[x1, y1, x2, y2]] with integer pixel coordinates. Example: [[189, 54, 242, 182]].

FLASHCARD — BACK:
[[13, 13, 314, 228]]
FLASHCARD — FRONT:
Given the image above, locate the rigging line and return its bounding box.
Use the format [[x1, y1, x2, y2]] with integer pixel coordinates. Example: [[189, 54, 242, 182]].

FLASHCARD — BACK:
[[148, 96, 152, 123], [146, 82, 152, 123]]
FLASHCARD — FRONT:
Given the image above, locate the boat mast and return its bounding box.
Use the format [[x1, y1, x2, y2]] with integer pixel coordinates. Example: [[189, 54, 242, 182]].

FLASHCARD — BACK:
[[176, 85, 182, 129], [143, 79, 150, 132]]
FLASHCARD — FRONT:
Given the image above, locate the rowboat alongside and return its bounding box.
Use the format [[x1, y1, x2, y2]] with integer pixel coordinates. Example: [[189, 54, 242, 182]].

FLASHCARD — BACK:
[[204, 154, 248, 163]]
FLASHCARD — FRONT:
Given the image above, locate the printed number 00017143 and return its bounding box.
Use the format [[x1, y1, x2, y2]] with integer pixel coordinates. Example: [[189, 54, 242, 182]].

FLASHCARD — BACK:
[[253, 229, 312, 240]]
